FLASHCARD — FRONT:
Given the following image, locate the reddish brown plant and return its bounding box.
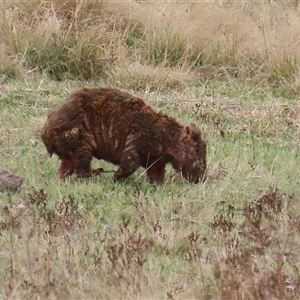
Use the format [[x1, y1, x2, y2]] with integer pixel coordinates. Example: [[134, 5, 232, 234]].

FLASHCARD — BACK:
[[41, 86, 207, 183]]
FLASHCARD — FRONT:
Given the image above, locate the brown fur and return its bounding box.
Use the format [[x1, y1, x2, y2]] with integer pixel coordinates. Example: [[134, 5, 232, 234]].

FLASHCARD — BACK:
[[41, 86, 207, 183]]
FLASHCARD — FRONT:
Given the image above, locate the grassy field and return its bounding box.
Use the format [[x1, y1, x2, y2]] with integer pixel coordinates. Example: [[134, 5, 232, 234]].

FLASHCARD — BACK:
[[1, 1, 300, 299]]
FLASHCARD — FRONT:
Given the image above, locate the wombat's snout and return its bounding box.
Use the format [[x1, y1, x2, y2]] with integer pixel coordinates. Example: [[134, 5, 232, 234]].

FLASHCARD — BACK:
[[182, 160, 206, 183]]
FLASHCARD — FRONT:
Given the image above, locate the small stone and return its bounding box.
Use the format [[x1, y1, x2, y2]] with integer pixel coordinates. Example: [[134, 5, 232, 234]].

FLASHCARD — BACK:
[[0, 169, 23, 191]]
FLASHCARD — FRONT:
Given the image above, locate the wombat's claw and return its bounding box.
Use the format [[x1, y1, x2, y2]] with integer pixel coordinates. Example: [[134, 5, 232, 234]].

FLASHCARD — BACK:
[[54, 173, 68, 181], [92, 168, 104, 176]]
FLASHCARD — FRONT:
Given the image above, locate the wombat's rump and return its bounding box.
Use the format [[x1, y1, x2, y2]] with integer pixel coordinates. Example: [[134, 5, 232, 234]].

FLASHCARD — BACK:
[[41, 87, 207, 183]]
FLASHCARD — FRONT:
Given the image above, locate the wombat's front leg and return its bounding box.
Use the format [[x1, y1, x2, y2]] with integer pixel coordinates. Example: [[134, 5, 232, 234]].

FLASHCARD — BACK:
[[74, 149, 102, 178], [146, 164, 166, 183], [113, 151, 140, 181]]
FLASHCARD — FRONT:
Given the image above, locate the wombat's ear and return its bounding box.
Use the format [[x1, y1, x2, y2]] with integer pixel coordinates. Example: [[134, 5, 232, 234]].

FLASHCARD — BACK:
[[183, 125, 191, 137], [185, 125, 191, 134], [190, 123, 201, 135], [183, 124, 200, 138]]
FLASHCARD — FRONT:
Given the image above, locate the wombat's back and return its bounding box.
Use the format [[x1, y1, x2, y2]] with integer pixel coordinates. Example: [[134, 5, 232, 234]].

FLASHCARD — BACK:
[[73, 87, 150, 150], [64, 87, 148, 120]]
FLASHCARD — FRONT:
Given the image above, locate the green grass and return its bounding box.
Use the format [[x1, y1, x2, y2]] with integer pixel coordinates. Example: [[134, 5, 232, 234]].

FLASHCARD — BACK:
[[0, 77, 300, 299]]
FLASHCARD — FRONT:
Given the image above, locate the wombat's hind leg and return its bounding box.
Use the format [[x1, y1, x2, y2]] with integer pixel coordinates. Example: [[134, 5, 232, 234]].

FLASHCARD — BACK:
[[55, 152, 75, 180], [146, 165, 166, 184], [113, 152, 140, 181]]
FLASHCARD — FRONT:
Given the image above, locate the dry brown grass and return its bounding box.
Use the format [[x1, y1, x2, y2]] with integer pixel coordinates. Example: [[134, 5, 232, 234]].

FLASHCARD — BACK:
[[1, 0, 300, 91]]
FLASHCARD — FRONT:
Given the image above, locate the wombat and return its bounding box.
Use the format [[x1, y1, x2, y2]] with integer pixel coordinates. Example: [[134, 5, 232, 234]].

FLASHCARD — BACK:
[[41, 87, 207, 183]]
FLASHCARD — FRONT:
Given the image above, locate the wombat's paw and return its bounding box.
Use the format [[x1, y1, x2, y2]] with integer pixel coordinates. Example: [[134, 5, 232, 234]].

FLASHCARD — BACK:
[[54, 171, 72, 181], [77, 168, 104, 179], [91, 168, 104, 176], [113, 168, 125, 181], [54, 174, 65, 181]]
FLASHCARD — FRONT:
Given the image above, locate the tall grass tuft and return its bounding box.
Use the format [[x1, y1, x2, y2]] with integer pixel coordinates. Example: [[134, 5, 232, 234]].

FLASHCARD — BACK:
[[1, 0, 300, 90]]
